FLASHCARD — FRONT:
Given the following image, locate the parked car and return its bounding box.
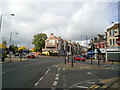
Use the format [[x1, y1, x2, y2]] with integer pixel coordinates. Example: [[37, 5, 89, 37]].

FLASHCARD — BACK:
[[15, 53, 19, 56], [27, 55, 35, 58], [74, 55, 86, 61], [74, 56, 81, 61], [80, 56, 86, 61]]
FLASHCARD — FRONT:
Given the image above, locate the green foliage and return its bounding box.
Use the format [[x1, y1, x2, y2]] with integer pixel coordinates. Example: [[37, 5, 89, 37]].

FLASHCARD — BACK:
[[11, 44, 18, 51], [32, 33, 47, 52]]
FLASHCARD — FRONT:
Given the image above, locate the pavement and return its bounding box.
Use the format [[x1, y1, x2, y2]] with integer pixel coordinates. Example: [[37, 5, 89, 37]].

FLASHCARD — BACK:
[[57, 59, 120, 70], [0, 57, 30, 64], [0, 55, 59, 64]]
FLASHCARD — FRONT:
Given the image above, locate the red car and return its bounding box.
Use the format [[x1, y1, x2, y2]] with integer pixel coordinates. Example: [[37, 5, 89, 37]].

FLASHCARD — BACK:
[[27, 55, 35, 58], [74, 56, 81, 61], [80, 57, 86, 61], [74, 55, 86, 61]]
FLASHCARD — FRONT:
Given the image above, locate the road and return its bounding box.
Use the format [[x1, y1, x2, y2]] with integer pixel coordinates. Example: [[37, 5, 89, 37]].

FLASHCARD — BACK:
[[2, 57, 119, 89], [2, 57, 64, 88]]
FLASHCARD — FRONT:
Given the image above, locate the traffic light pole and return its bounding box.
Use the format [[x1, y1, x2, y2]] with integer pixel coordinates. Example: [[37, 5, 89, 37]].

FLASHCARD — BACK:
[[64, 51, 66, 64], [71, 46, 74, 67], [90, 43, 94, 65]]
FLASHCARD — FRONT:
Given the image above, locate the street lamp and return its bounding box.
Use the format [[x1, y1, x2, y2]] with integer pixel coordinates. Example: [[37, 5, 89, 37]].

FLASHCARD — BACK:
[[0, 14, 15, 32], [81, 35, 88, 47], [9, 32, 18, 62]]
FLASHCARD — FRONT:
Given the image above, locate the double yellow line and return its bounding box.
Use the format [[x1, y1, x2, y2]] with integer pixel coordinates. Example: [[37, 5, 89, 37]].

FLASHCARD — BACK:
[[89, 78, 118, 90]]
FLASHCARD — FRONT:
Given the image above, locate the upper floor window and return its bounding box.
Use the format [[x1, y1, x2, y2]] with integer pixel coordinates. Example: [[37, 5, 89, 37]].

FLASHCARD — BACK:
[[109, 30, 114, 36], [109, 31, 111, 36], [111, 30, 114, 36]]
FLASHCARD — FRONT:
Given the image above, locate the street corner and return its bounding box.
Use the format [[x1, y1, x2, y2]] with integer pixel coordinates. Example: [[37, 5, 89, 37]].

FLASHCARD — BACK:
[[89, 77, 119, 90]]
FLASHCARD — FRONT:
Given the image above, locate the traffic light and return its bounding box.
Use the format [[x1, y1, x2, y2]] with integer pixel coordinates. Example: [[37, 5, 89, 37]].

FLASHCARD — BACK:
[[97, 48, 101, 54], [91, 43, 95, 51]]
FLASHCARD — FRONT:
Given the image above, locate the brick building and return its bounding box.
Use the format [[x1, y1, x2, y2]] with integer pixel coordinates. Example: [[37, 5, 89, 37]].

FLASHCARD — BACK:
[[42, 33, 81, 55]]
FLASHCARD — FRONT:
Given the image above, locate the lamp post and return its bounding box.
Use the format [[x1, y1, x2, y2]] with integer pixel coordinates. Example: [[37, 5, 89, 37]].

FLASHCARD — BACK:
[[0, 14, 14, 32], [9, 32, 18, 62], [81, 35, 88, 47]]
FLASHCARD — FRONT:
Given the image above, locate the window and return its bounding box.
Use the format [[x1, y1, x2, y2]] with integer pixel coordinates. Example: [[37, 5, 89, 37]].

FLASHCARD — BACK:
[[109, 39, 112, 45], [113, 39, 115, 45], [109, 31, 111, 36], [111, 30, 114, 36]]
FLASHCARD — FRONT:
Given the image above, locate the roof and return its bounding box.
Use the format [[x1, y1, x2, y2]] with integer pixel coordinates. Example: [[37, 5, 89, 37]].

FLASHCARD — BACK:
[[107, 23, 120, 31]]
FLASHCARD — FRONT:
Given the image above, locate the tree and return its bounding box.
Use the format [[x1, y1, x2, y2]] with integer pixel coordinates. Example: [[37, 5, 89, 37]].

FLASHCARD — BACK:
[[17, 46, 28, 52], [32, 33, 47, 52], [0, 41, 7, 49], [30, 48, 35, 52]]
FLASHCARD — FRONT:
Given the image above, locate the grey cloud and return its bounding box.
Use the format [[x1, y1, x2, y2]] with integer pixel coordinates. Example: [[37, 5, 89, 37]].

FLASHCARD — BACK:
[[0, 1, 118, 48]]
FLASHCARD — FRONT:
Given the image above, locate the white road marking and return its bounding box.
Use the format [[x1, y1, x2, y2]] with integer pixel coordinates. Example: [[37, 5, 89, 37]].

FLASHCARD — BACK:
[[58, 68, 60, 71], [56, 74, 59, 77], [69, 79, 102, 88], [55, 77, 59, 81], [39, 77, 43, 81], [53, 81, 58, 86], [34, 82, 39, 86], [63, 68, 65, 71], [87, 72, 92, 75], [111, 68, 115, 70], [45, 69, 50, 74], [52, 65, 55, 67], [75, 85, 88, 88], [87, 81, 95, 84]]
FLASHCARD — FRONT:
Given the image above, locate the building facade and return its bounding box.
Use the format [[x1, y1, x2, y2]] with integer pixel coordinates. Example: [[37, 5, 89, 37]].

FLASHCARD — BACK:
[[106, 23, 120, 61], [106, 23, 120, 47], [42, 33, 81, 55]]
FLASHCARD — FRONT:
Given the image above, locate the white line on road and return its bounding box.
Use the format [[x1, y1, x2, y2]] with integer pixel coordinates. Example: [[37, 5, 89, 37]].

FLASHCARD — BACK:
[[87, 72, 92, 75], [75, 86, 88, 88], [52, 65, 56, 67], [56, 74, 59, 77], [58, 68, 60, 71], [63, 68, 65, 71], [39, 77, 43, 81], [53, 81, 58, 86], [87, 81, 95, 84], [55, 77, 59, 81], [45, 69, 50, 74], [34, 82, 39, 86]]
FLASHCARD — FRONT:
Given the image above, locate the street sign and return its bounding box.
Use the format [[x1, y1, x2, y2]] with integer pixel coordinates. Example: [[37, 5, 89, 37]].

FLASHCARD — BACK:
[[116, 37, 120, 46]]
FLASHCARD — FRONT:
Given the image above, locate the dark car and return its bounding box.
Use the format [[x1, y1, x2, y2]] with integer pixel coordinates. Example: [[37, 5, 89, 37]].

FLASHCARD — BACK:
[[27, 55, 35, 58]]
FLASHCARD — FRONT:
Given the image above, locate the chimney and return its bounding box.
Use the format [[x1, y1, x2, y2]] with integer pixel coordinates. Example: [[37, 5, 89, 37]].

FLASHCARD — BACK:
[[50, 33, 54, 37]]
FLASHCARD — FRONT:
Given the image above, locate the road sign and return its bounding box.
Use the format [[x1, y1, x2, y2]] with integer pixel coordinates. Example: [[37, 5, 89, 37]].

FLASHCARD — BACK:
[[116, 37, 120, 46]]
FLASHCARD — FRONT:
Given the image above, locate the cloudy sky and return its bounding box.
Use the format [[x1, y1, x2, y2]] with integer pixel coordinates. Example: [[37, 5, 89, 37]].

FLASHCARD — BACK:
[[0, 0, 119, 48]]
